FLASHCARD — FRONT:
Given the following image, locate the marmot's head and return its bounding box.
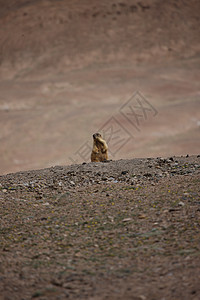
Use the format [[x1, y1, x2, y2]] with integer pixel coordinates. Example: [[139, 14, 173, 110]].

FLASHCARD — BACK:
[[93, 133, 102, 140]]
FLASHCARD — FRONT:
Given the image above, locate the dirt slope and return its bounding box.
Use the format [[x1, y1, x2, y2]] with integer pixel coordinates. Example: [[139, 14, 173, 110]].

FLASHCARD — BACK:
[[0, 156, 200, 299], [0, 0, 200, 77], [0, 0, 200, 80], [0, 0, 200, 175]]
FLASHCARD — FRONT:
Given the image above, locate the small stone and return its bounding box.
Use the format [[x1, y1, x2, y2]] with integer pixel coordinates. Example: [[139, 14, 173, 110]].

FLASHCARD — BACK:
[[122, 218, 132, 222], [138, 214, 146, 219], [108, 216, 114, 222], [139, 295, 146, 300], [169, 208, 180, 212], [183, 192, 190, 196], [144, 173, 152, 177], [121, 171, 128, 175], [178, 201, 185, 206], [108, 177, 115, 181], [2, 189, 7, 193], [69, 181, 75, 185]]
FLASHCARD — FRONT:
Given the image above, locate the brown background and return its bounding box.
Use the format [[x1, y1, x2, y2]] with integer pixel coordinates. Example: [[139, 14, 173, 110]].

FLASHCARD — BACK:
[[0, 0, 200, 175]]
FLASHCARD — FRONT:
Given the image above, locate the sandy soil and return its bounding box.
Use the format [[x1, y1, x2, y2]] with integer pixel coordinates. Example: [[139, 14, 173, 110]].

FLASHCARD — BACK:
[[0, 155, 200, 299]]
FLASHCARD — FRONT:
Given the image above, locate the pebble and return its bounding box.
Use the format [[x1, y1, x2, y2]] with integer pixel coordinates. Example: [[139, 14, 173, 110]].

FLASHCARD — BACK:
[[69, 180, 75, 185], [122, 218, 132, 222], [183, 192, 190, 196], [108, 216, 114, 222], [108, 177, 115, 181], [138, 214, 146, 219], [139, 295, 146, 300], [121, 171, 128, 175]]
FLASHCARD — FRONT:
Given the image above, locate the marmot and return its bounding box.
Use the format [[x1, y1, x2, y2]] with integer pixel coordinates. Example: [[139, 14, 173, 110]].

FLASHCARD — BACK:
[[91, 133, 108, 162]]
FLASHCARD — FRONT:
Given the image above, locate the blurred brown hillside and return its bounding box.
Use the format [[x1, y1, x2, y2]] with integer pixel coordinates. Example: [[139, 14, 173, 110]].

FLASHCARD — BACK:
[[0, 0, 200, 174]]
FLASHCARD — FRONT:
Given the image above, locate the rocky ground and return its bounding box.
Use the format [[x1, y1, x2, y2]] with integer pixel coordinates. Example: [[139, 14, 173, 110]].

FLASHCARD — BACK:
[[0, 155, 200, 299]]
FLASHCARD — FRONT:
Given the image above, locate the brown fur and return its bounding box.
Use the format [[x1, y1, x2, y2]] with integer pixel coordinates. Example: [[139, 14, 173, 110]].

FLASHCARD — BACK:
[[91, 133, 108, 162]]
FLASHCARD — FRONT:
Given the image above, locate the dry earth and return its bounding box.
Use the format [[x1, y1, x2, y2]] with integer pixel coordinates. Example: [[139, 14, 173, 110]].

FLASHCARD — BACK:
[[0, 0, 200, 174], [0, 3, 200, 297], [0, 155, 200, 299]]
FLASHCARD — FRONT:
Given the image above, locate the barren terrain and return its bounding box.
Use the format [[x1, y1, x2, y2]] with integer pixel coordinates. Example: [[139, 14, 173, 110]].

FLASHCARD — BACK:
[[0, 155, 200, 299], [0, 0, 200, 174], [0, 2, 200, 298]]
